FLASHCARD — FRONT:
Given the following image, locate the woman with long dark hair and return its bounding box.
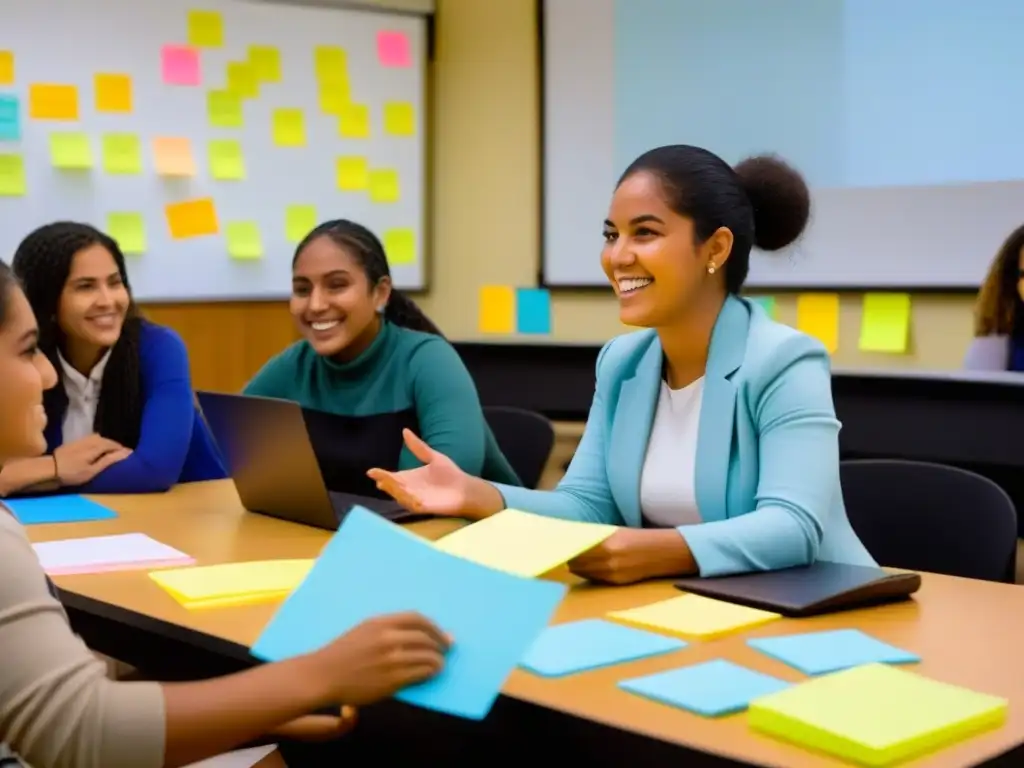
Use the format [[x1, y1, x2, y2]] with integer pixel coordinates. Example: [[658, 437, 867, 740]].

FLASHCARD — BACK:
[[964, 223, 1024, 370]]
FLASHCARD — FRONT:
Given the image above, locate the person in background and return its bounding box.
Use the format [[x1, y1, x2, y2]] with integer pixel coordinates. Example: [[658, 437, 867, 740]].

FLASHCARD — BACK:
[[0, 222, 226, 497], [368, 145, 876, 584], [0, 257, 449, 767], [963, 223, 1024, 371], [244, 219, 520, 495]]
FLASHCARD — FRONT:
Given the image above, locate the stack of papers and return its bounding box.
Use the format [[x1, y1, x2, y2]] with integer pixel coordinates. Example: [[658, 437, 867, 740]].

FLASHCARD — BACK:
[[33, 533, 194, 575], [6, 494, 117, 525], [149, 559, 314, 609]]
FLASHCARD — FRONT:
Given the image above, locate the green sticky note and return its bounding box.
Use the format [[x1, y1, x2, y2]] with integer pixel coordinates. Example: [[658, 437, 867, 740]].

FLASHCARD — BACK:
[[369, 169, 400, 203], [106, 212, 146, 255], [383, 228, 415, 265], [208, 139, 245, 180], [858, 293, 911, 353], [102, 133, 142, 174], [226, 221, 262, 260], [0, 153, 26, 196], [207, 90, 243, 128], [49, 132, 93, 169], [272, 108, 305, 147], [248, 45, 281, 82], [226, 61, 259, 99], [285, 205, 317, 243]]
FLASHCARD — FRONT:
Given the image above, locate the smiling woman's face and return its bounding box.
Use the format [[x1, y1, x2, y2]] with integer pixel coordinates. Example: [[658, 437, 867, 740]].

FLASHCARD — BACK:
[[57, 244, 130, 351]]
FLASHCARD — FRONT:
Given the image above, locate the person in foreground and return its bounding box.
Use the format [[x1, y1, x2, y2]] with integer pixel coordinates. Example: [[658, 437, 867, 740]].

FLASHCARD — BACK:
[[244, 219, 520, 495], [963, 223, 1024, 371], [0, 258, 449, 768], [370, 145, 876, 584], [0, 222, 225, 497]]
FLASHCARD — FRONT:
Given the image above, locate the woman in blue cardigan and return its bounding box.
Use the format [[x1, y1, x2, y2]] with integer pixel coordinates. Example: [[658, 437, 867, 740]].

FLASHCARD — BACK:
[[0, 221, 225, 496], [369, 145, 875, 584]]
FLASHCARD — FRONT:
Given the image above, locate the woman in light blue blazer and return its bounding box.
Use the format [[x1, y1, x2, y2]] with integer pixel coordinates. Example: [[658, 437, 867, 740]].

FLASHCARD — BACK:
[[369, 145, 876, 584]]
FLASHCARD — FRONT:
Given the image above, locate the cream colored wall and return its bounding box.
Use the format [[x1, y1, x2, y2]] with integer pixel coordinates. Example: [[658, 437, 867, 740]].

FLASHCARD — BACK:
[[419, 0, 977, 370]]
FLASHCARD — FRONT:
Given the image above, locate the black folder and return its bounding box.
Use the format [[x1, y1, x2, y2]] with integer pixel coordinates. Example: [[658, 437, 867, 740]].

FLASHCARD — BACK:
[[674, 561, 921, 618]]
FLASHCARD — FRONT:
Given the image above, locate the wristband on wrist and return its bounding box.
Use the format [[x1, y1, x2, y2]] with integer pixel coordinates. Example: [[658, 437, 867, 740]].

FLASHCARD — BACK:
[[51, 454, 60, 483]]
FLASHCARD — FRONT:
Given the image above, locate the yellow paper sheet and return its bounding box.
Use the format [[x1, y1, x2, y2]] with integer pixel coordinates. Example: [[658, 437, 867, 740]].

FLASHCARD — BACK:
[[226, 221, 263, 260], [859, 293, 911, 353], [479, 285, 515, 334], [796, 293, 840, 354], [106, 212, 146, 255], [748, 663, 1008, 767], [608, 594, 780, 640], [49, 132, 93, 169], [94, 73, 132, 113], [152, 137, 196, 177], [207, 90, 243, 128], [285, 204, 317, 243], [338, 103, 370, 138], [319, 83, 351, 116], [383, 228, 416, 265], [0, 154, 26, 196], [434, 509, 616, 577], [314, 46, 347, 84], [226, 61, 258, 99], [165, 198, 219, 239], [368, 169, 399, 203], [272, 108, 305, 147], [28, 83, 78, 120], [188, 9, 224, 48], [208, 139, 245, 180], [0, 51, 13, 85], [383, 101, 415, 136], [336, 156, 368, 191], [101, 133, 143, 175], [150, 559, 313, 609], [248, 45, 281, 82]]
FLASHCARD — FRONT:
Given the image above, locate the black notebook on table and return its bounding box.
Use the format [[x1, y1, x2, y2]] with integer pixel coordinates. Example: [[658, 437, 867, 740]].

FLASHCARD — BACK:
[[674, 561, 921, 618]]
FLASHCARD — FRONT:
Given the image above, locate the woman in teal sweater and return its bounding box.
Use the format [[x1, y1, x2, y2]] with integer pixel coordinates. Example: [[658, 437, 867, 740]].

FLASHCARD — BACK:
[[244, 219, 519, 497]]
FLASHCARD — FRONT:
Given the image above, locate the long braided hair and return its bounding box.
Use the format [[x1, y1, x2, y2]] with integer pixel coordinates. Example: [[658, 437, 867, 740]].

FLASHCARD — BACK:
[[11, 222, 144, 449], [294, 219, 443, 337]]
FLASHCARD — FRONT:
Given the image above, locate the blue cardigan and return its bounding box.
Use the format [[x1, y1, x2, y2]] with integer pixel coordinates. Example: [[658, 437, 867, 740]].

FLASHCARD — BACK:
[[44, 322, 226, 494]]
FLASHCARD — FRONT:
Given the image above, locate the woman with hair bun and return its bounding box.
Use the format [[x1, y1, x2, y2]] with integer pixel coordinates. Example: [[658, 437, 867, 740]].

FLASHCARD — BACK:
[[369, 145, 875, 584]]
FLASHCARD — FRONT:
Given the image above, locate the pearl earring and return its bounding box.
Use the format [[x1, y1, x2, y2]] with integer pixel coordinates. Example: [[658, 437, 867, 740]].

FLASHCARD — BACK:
[[707, 264, 716, 275]]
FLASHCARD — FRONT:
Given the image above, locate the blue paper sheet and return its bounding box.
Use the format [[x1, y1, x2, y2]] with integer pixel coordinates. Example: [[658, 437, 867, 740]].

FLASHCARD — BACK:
[[619, 659, 791, 717], [6, 495, 117, 525], [251, 507, 567, 720], [515, 288, 552, 334], [519, 618, 686, 677], [747, 629, 920, 676]]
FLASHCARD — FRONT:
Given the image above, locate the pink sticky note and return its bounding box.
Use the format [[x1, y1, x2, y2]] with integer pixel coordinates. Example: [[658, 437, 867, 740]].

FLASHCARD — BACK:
[[377, 31, 411, 67], [162, 45, 201, 86]]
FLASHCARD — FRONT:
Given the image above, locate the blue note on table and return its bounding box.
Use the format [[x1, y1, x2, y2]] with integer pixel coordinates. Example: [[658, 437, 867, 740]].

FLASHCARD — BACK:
[[619, 659, 791, 717], [5, 495, 118, 525], [747, 628, 920, 676], [520, 618, 686, 678], [251, 506, 567, 720]]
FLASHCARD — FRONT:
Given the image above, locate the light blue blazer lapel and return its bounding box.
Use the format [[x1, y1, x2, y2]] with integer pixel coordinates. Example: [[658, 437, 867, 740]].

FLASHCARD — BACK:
[[694, 296, 749, 523]]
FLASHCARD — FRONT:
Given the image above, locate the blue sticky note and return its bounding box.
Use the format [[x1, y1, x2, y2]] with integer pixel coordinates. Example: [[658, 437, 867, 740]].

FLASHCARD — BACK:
[[747, 629, 920, 676], [620, 659, 791, 717], [519, 618, 685, 678], [516, 287, 551, 334], [0, 95, 19, 141], [6, 495, 117, 525], [252, 506, 566, 720]]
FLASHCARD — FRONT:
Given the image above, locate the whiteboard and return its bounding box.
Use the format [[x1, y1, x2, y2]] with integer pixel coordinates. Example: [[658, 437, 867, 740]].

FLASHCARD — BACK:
[[0, 0, 427, 301]]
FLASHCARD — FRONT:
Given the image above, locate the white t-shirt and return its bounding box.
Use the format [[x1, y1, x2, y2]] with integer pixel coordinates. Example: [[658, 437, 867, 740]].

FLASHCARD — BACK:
[[639, 377, 704, 527], [58, 349, 111, 443]]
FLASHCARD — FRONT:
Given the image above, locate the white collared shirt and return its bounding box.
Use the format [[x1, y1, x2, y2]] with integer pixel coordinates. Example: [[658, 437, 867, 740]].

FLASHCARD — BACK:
[[58, 349, 112, 443]]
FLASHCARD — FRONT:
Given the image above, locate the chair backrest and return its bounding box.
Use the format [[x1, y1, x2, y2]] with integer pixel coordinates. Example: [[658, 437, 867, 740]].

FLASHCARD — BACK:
[[484, 406, 555, 490], [840, 459, 1018, 583]]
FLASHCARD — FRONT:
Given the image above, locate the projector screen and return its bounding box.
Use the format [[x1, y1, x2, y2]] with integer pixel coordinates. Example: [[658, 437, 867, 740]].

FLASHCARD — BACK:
[[541, 0, 1024, 289]]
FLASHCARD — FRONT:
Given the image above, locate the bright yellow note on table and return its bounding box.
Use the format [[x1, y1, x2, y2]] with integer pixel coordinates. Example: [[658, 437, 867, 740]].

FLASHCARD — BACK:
[[609, 593, 780, 640], [106, 212, 146, 255], [150, 559, 313, 609], [859, 293, 911, 353], [0, 154, 26, 196], [101, 133, 142, 174], [208, 139, 245, 180], [434, 509, 616, 577], [49, 133, 93, 169], [796, 293, 840, 354]]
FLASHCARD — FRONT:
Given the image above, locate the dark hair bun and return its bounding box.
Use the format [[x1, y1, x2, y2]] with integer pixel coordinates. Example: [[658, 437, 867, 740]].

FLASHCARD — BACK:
[[734, 155, 810, 252]]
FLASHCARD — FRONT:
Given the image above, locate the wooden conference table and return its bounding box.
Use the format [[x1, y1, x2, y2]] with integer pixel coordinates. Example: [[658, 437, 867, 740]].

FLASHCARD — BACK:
[[27, 481, 1024, 768]]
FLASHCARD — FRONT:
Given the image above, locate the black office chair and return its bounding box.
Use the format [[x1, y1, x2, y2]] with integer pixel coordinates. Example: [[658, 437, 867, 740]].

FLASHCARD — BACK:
[[484, 406, 555, 490], [840, 459, 1018, 583]]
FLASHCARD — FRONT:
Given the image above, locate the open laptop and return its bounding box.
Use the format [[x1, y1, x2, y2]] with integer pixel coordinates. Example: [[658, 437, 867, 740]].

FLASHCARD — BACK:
[[197, 391, 431, 531]]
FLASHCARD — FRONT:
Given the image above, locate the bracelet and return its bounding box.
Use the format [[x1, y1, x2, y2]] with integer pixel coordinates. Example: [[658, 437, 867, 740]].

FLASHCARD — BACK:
[[51, 454, 60, 483]]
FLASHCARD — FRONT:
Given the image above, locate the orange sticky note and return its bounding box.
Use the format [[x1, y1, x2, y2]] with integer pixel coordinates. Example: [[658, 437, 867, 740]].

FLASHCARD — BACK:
[[796, 293, 840, 354], [28, 84, 78, 120], [152, 137, 196, 177], [0, 51, 14, 85], [479, 285, 515, 334], [95, 73, 132, 113], [165, 198, 219, 239]]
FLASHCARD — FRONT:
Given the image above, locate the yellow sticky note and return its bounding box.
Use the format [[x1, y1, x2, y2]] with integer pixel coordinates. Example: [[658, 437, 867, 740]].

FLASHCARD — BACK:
[[285, 204, 317, 243], [165, 197, 219, 239], [0, 154, 26, 196], [383, 101, 415, 136], [152, 137, 196, 177], [49, 132, 93, 169], [479, 285, 515, 334], [28, 84, 78, 120], [248, 45, 281, 82], [314, 46, 347, 84], [384, 228, 416, 265], [796, 293, 840, 354], [101, 133, 142, 175], [208, 139, 246, 180], [226, 61, 258, 99], [608, 594, 780, 640], [272, 108, 305, 147], [149, 559, 313, 609], [226, 221, 263, 260], [435, 509, 616, 577], [749, 664, 1008, 767], [94, 73, 132, 113], [0, 51, 13, 85], [336, 156, 368, 191], [106, 212, 146, 255], [207, 90, 243, 128], [319, 83, 351, 116], [188, 9, 224, 48], [859, 293, 911, 354], [369, 169, 399, 203], [338, 103, 370, 138]]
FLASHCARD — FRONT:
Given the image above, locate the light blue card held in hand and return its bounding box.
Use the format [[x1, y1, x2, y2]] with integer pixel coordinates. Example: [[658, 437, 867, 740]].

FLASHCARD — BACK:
[[747, 628, 920, 675], [5, 495, 118, 525], [251, 507, 567, 720]]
